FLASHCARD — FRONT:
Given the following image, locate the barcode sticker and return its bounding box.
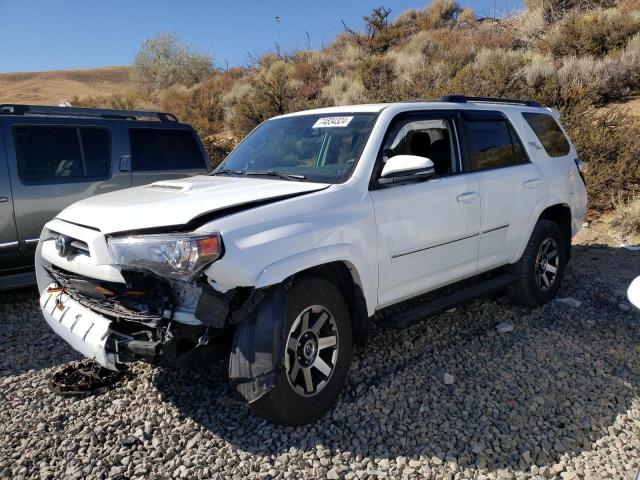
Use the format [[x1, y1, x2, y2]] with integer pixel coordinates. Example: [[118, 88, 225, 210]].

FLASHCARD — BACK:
[[312, 116, 354, 128]]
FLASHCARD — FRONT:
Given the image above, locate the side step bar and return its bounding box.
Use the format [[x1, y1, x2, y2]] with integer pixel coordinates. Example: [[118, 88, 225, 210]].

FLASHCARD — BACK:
[[378, 273, 518, 330], [0, 271, 37, 291]]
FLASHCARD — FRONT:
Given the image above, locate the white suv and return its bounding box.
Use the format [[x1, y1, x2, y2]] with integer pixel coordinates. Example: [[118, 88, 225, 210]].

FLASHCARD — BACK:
[[35, 96, 587, 425]]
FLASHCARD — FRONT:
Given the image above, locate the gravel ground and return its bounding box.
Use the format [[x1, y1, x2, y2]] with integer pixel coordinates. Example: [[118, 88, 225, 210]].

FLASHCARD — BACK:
[[1, 238, 640, 479]]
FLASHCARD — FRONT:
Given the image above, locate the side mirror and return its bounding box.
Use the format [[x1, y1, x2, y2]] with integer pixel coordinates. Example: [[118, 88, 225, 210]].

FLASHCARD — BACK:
[[380, 155, 435, 183]]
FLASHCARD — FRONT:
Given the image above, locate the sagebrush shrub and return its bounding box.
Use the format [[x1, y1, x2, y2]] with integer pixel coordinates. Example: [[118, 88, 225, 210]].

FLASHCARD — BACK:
[[564, 106, 640, 212], [611, 193, 640, 239], [541, 8, 640, 58]]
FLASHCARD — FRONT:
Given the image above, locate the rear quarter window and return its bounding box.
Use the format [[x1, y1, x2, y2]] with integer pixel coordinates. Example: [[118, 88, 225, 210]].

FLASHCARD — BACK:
[[129, 128, 205, 171], [522, 112, 571, 157]]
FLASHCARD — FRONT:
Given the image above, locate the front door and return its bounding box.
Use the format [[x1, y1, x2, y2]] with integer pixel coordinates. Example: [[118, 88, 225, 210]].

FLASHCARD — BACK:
[[0, 124, 22, 273], [370, 112, 481, 308]]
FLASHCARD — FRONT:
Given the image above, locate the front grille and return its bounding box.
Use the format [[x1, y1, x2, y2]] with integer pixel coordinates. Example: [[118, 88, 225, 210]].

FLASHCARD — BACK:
[[45, 266, 170, 325]]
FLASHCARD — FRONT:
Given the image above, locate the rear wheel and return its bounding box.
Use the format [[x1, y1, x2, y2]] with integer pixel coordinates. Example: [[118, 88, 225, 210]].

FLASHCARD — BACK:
[[249, 276, 352, 425], [508, 219, 566, 306]]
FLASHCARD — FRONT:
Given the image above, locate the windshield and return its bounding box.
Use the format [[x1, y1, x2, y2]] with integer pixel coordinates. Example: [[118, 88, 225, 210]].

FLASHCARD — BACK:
[[215, 113, 377, 183]]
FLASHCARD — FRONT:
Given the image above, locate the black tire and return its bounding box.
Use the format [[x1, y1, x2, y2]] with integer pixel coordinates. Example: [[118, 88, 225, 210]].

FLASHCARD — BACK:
[[249, 276, 352, 425], [507, 219, 566, 307]]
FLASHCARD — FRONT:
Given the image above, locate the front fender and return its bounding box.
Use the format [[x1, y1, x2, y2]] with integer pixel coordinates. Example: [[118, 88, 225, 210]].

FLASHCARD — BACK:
[[254, 243, 377, 316]]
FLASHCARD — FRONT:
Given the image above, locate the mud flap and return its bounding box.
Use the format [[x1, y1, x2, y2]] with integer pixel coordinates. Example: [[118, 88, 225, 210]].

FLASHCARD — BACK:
[[228, 285, 287, 403]]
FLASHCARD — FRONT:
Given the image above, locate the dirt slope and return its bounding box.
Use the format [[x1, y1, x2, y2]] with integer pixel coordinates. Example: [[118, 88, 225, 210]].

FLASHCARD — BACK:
[[0, 66, 133, 105]]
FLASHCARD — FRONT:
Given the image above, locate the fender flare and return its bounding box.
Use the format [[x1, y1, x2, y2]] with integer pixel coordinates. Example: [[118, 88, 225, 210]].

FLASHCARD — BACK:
[[510, 194, 573, 264], [254, 243, 377, 316]]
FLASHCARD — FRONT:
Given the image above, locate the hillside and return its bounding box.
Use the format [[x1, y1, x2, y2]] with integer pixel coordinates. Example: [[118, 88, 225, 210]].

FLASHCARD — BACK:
[[0, 66, 133, 105]]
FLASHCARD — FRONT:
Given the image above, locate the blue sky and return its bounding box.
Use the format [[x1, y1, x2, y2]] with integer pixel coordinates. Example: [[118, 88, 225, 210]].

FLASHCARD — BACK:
[[0, 0, 524, 73]]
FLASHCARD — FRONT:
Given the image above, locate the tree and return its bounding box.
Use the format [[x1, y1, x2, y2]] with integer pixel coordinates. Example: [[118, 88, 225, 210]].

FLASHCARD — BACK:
[[131, 32, 214, 89]]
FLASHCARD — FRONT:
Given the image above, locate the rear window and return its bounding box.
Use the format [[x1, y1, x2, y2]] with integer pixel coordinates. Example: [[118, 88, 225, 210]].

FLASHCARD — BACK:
[[465, 120, 528, 171], [129, 128, 204, 171], [522, 112, 571, 157], [14, 125, 110, 182]]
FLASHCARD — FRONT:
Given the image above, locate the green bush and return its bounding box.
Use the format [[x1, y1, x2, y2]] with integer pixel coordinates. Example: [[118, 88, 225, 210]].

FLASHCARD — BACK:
[[131, 32, 214, 89]]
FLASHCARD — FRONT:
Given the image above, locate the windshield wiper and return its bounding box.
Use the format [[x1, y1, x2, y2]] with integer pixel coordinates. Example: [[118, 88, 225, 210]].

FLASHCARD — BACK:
[[210, 168, 244, 176], [245, 170, 307, 181]]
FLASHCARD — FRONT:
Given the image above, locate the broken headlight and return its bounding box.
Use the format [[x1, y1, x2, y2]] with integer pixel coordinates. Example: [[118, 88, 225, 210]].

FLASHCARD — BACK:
[[108, 232, 222, 281]]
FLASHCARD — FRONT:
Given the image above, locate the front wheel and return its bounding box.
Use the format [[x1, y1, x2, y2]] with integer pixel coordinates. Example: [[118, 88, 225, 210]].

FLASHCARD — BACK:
[[508, 219, 567, 306], [249, 276, 352, 425]]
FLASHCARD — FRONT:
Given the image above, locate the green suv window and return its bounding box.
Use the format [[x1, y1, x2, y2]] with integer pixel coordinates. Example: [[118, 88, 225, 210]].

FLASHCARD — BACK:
[[14, 125, 110, 182]]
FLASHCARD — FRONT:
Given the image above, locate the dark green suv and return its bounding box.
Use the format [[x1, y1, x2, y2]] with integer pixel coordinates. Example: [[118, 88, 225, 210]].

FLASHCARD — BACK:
[[0, 104, 209, 289]]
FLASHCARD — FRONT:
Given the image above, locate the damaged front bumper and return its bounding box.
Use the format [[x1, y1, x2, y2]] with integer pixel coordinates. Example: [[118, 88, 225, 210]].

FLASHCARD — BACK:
[[39, 259, 290, 404], [41, 285, 119, 370], [40, 283, 214, 370], [39, 264, 232, 370]]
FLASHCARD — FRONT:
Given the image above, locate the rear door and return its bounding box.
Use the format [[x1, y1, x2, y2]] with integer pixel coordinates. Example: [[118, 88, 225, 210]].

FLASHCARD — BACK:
[[4, 118, 131, 267], [0, 120, 22, 272], [128, 125, 208, 186], [461, 111, 544, 272]]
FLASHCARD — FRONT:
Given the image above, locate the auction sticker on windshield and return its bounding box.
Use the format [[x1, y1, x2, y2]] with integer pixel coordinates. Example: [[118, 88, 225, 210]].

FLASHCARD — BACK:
[[312, 116, 353, 128]]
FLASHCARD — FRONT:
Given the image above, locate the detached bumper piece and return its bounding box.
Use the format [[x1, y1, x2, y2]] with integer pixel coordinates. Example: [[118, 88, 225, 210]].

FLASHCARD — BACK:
[[48, 360, 127, 396]]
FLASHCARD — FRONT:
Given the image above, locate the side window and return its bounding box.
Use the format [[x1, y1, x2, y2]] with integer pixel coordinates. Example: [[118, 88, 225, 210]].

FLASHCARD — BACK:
[[382, 117, 457, 176], [80, 128, 111, 177], [522, 112, 571, 157], [129, 128, 204, 171], [14, 125, 110, 182], [465, 119, 527, 171]]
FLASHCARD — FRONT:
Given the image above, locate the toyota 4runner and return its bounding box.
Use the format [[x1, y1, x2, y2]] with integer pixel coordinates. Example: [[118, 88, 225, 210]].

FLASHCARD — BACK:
[[36, 96, 587, 425]]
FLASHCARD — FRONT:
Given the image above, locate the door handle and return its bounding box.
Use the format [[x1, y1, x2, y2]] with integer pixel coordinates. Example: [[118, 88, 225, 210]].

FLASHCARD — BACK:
[[523, 178, 541, 189], [0, 197, 7, 203], [457, 191, 480, 204], [119, 155, 131, 172]]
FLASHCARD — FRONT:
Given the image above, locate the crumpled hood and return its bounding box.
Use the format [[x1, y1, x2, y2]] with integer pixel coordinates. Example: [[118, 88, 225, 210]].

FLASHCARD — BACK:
[[57, 175, 329, 234]]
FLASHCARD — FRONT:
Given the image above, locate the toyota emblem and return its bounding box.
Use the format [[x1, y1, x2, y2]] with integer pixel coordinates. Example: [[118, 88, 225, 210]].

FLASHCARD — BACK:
[[55, 235, 70, 257]]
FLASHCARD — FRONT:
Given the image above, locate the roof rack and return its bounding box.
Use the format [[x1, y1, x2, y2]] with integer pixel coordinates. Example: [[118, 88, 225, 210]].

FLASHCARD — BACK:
[[439, 95, 542, 108], [0, 104, 179, 122]]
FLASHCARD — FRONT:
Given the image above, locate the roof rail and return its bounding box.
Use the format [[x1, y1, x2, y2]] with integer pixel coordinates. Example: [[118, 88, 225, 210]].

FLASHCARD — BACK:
[[0, 104, 179, 122], [439, 95, 542, 108]]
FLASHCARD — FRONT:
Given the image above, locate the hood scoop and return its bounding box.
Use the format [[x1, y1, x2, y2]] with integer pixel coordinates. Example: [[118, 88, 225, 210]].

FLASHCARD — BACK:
[[147, 182, 193, 193]]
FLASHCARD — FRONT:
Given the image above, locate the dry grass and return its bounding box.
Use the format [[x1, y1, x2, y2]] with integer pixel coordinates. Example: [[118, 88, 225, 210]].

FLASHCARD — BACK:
[[610, 193, 640, 241], [0, 66, 133, 105]]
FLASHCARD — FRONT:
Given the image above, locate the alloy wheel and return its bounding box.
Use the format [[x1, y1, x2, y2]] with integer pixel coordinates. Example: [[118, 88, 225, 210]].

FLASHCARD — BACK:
[[284, 305, 339, 397], [535, 237, 559, 291]]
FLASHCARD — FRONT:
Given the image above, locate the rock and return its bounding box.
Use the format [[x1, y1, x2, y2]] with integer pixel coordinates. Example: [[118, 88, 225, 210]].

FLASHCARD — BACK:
[[443, 373, 455, 385], [496, 322, 514, 334], [556, 297, 582, 308], [326, 467, 339, 479], [539, 466, 552, 478]]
